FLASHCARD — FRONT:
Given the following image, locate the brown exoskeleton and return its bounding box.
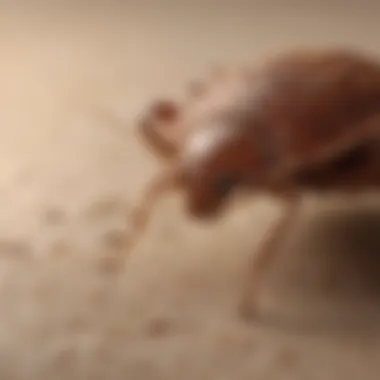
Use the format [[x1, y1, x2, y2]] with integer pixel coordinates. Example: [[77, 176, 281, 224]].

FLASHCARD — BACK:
[[132, 48, 380, 320]]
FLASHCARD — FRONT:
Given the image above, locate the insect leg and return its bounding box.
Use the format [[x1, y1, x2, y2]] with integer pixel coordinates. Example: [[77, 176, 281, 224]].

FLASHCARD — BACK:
[[239, 194, 302, 321]]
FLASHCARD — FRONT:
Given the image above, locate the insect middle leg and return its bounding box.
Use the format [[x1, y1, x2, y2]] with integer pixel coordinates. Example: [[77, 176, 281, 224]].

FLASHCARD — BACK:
[[239, 195, 303, 321]]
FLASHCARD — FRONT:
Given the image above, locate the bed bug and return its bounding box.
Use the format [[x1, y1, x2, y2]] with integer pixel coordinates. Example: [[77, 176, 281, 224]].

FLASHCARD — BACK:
[[132, 48, 380, 321]]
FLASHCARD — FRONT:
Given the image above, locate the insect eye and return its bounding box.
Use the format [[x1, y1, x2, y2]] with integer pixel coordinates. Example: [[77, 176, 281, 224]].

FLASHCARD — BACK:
[[213, 174, 237, 197]]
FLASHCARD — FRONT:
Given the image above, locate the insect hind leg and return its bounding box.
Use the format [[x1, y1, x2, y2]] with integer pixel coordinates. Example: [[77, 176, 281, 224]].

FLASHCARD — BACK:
[[239, 195, 303, 321]]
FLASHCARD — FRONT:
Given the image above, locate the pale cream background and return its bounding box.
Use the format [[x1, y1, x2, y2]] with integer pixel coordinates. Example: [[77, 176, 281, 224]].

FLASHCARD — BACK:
[[1, 1, 380, 379]]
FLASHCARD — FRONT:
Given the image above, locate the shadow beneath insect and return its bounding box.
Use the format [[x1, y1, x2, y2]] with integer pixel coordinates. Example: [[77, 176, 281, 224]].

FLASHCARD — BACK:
[[243, 203, 380, 339], [244, 304, 380, 340]]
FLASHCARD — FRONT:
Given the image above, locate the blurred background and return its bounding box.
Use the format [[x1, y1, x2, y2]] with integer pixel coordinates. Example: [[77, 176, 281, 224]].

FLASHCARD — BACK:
[[1, 1, 380, 379]]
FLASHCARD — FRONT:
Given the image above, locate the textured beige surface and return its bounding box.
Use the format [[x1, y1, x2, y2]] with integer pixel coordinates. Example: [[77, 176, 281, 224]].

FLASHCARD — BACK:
[[2, 2, 380, 379]]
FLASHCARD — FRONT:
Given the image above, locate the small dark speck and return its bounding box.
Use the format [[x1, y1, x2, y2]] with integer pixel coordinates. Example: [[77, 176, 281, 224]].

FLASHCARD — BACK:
[[102, 229, 128, 251], [275, 348, 299, 370], [96, 254, 123, 275], [145, 317, 173, 338], [42, 208, 66, 226], [50, 239, 71, 258], [187, 80, 206, 97], [85, 197, 126, 221], [53, 347, 77, 369], [0, 239, 31, 259]]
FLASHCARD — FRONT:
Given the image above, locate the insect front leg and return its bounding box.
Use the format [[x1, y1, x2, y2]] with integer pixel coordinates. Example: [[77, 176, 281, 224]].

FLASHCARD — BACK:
[[239, 194, 303, 321]]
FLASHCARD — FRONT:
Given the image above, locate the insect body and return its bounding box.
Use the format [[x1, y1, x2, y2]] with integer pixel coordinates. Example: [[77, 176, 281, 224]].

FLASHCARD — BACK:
[[136, 48, 380, 319]]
